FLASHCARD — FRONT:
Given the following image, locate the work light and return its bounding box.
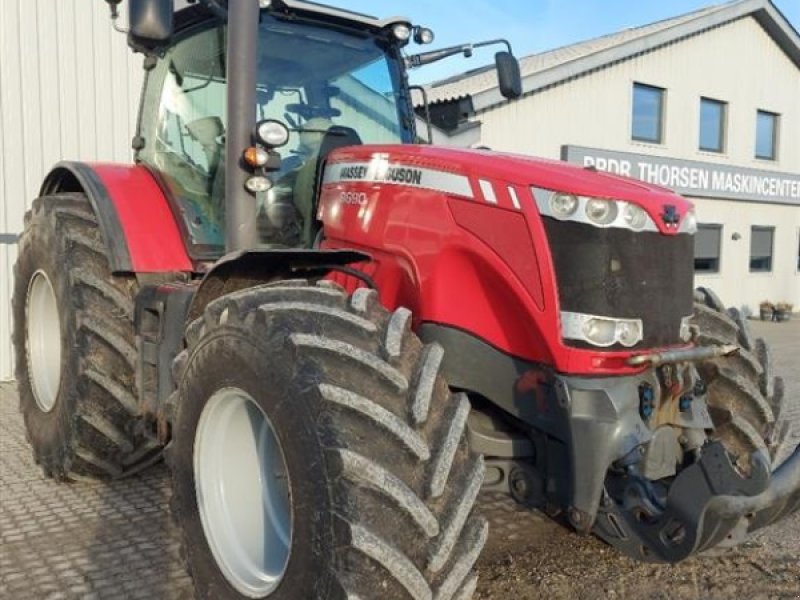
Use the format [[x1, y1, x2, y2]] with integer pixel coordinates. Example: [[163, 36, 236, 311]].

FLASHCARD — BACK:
[[255, 119, 290, 148], [392, 23, 411, 41]]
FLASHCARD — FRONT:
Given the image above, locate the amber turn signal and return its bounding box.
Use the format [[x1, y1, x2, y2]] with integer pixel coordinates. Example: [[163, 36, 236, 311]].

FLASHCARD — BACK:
[[243, 146, 270, 168]]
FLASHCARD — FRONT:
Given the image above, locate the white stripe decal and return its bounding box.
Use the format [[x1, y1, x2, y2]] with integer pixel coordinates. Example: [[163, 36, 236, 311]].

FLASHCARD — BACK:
[[508, 186, 521, 210], [478, 179, 497, 204], [323, 160, 473, 199]]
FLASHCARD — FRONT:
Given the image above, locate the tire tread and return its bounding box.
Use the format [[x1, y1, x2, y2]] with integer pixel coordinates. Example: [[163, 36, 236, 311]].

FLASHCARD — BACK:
[[12, 194, 160, 481], [691, 292, 792, 470], [170, 281, 485, 599]]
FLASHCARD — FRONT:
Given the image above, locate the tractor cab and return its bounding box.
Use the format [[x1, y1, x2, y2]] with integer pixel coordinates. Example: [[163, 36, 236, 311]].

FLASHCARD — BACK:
[[126, 0, 520, 259], [136, 8, 414, 253]]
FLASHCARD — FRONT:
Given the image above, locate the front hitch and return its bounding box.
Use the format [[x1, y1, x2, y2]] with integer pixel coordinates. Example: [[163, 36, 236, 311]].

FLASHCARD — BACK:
[[594, 442, 800, 562], [627, 344, 739, 367], [530, 365, 798, 563]]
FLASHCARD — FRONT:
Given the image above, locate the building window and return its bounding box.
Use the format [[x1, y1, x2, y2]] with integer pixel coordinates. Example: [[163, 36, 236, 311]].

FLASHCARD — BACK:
[[750, 226, 774, 272], [755, 110, 779, 160], [699, 98, 726, 153], [694, 224, 722, 273], [632, 83, 664, 143]]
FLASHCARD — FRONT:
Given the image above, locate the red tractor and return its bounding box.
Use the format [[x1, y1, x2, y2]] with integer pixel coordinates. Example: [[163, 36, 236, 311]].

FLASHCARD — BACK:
[[13, 1, 800, 598]]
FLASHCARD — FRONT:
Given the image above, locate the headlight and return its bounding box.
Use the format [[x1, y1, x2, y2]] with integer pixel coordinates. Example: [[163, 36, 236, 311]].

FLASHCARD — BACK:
[[550, 193, 579, 219], [562, 311, 644, 347], [616, 320, 642, 347], [679, 208, 698, 235], [623, 203, 648, 230], [532, 188, 658, 233], [583, 318, 617, 346], [585, 199, 618, 225]]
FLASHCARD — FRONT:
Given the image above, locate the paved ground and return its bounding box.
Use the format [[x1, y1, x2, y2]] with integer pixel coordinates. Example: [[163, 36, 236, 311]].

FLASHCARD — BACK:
[[0, 396, 193, 599], [1, 319, 798, 599]]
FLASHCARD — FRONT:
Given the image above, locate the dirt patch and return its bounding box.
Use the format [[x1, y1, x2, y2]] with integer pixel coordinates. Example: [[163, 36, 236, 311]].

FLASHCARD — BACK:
[[476, 513, 799, 599]]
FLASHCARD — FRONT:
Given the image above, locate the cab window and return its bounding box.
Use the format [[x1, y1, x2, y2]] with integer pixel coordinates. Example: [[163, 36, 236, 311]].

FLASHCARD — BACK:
[[138, 25, 228, 255], [136, 15, 409, 256]]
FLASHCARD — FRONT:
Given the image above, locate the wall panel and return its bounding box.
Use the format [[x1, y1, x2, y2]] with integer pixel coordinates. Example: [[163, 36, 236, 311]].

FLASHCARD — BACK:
[[0, 0, 144, 380]]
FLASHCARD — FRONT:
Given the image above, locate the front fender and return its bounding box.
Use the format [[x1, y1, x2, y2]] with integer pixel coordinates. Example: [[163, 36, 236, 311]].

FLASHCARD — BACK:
[[40, 161, 193, 274], [187, 248, 370, 321]]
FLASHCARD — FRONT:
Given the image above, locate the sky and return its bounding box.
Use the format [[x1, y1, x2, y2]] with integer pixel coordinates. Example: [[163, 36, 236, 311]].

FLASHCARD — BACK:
[[328, 0, 800, 84]]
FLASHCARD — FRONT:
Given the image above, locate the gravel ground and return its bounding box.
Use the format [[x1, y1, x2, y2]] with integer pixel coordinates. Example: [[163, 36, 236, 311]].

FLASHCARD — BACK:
[[1, 319, 798, 599]]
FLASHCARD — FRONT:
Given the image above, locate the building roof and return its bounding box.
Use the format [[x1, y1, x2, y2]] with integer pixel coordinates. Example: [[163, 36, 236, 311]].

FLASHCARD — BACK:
[[421, 0, 800, 111]]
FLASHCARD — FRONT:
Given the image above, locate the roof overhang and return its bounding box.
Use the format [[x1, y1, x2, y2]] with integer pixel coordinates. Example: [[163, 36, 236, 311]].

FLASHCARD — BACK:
[[752, 0, 800, 65]]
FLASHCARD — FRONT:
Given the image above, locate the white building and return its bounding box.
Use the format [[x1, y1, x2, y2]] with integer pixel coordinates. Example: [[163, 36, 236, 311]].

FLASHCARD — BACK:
[[423, 0, 800, 316], [1, 0, 798, 380]]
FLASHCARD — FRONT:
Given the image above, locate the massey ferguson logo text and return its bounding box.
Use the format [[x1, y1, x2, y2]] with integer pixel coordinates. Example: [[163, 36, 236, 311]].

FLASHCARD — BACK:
[[323, 161, 474, 199], [338, 165, 423, 186]]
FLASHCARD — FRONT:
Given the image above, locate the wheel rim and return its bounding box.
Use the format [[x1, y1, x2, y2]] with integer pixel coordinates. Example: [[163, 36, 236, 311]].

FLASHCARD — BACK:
[[194, 388, 293, 598], [26, 270, 62, 413]]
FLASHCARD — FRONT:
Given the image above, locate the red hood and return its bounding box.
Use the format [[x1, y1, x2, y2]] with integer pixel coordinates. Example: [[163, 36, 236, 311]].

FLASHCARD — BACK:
[[328, 144, 693, 214]]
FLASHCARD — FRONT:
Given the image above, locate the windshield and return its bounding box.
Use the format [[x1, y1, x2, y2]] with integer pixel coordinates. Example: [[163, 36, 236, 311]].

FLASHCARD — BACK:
[[137, 13, 410, 255], [255, 16, 409, 147]]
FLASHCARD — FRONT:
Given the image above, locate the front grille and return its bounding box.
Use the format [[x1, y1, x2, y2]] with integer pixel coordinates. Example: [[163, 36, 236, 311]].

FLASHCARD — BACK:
[[543, 218, 694, 350]]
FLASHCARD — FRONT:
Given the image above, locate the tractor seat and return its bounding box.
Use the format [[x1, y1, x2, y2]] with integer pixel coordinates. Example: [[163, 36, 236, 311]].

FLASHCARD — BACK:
[[293, 125, 362, 246]]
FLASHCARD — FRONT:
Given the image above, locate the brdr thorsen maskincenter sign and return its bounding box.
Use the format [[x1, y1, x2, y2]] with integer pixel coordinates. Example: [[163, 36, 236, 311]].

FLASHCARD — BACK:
[[562, 145, 800, 206]]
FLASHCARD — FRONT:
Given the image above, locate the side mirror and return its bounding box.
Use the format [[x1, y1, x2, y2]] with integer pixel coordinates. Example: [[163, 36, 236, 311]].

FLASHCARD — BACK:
[[129, 0, 174, 46], [495, 51, 522, 100]]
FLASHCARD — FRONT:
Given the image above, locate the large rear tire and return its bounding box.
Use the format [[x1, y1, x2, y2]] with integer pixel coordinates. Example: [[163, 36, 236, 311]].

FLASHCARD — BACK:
[[691, 288, 794, 473], [12, 193, 161, 480], [168, 281, 486, 599]]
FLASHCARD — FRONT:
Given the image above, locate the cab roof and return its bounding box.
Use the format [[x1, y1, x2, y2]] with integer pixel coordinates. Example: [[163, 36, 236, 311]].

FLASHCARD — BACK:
[[175, 0, 410, 34]]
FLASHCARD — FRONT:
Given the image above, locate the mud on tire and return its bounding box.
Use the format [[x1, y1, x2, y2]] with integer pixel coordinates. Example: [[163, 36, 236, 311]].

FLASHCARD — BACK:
[[167, 281, 486, 599], [12, 193, 161, 480], [691, 287, 793, 472]]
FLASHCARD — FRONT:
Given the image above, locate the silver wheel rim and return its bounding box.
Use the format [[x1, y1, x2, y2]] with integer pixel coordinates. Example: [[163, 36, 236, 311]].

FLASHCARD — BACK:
[[26, 270, 62, 413], [194, 388, 292, 598]]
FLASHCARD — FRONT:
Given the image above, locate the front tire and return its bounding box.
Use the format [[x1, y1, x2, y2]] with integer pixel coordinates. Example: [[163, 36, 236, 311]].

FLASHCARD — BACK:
[[168, 281, 486, 599], [12, 194, 161, 480], [692, 288, 799, 542], [692, 288, 793, 472]]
